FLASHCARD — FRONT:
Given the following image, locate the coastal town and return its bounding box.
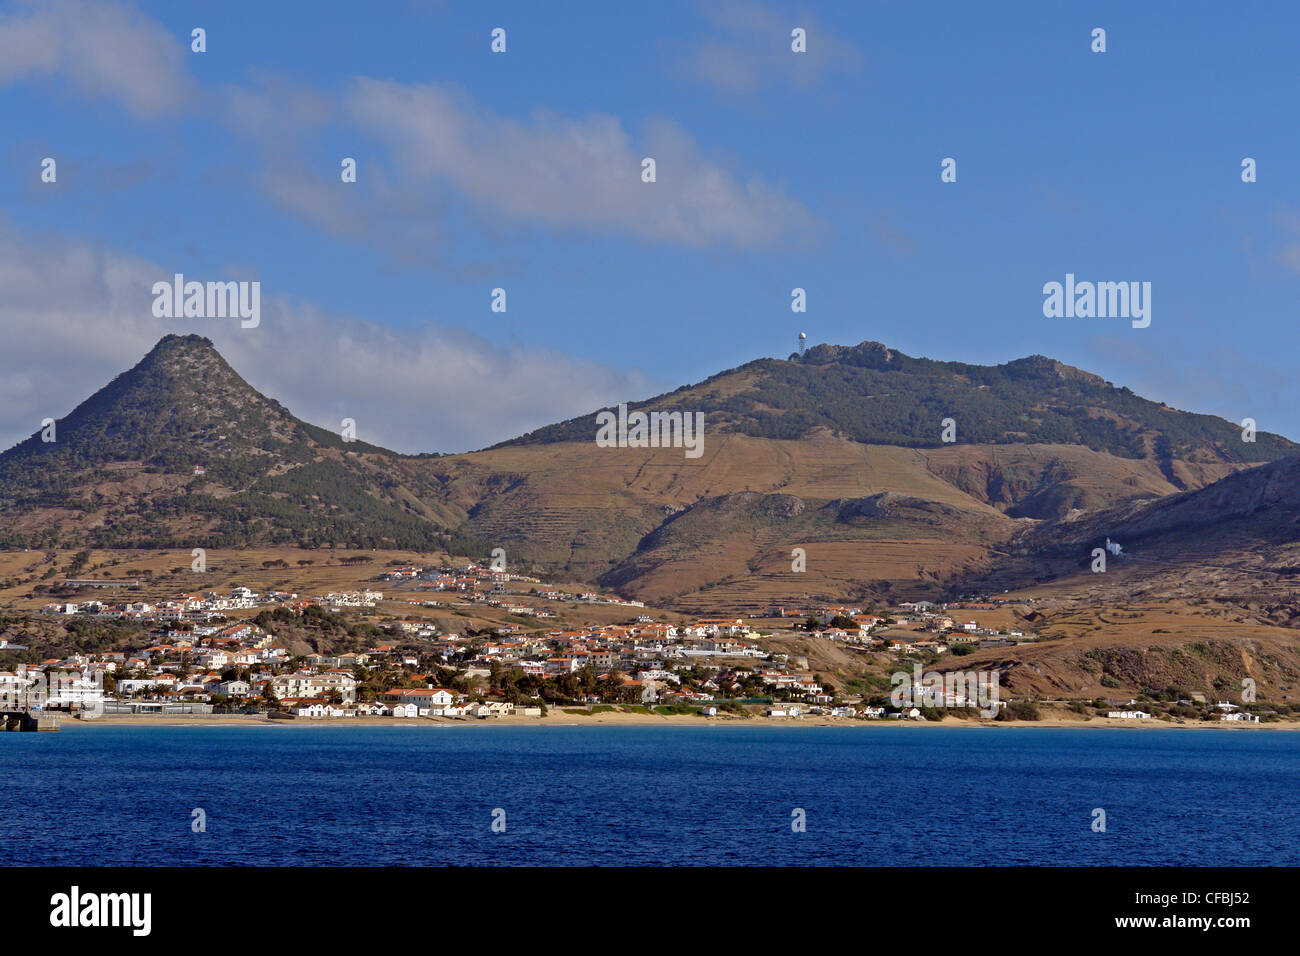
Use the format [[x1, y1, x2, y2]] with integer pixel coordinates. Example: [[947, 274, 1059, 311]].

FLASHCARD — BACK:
[[0, 557, 1277, 727]]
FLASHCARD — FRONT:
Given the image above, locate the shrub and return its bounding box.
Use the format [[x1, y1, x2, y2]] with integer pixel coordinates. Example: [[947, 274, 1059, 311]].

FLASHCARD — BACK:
[[997, 700, 1041, 721]]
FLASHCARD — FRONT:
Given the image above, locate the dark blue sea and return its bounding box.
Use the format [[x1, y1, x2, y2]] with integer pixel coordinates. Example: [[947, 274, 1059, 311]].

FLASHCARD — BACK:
[[2, 724, 1296, 866]]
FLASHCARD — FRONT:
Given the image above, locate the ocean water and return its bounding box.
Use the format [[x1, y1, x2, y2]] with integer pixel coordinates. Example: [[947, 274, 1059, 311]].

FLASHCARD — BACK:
[[1, 724, 1295, 866]]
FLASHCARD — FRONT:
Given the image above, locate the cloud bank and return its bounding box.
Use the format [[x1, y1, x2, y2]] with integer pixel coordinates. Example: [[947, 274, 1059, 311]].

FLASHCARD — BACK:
[[0, 224, 660, 455]]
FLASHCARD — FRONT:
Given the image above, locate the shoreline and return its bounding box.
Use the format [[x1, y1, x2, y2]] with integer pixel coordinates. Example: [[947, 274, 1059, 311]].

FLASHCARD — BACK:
[[51, 712, 1300, 730]]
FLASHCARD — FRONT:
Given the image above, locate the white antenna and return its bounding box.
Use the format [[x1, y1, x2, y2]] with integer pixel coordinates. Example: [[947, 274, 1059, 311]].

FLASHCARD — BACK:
[[797, 331, 806, 355]]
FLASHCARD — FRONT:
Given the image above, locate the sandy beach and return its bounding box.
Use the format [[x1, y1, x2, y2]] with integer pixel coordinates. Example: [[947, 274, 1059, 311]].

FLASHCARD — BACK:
[[57, 711, 1300, 730]]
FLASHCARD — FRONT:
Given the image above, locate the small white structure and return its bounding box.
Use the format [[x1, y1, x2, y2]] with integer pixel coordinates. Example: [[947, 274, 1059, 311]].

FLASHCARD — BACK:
[[1107, 710, 1151, 719], [294, 702, 347, 718]]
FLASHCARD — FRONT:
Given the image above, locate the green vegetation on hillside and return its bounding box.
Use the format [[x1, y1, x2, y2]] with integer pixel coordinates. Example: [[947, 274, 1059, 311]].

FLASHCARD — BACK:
[[502, 342, 1294, 462]]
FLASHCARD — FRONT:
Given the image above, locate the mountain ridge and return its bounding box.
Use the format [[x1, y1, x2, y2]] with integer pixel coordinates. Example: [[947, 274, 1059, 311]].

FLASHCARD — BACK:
[[1, 334, 1296, 611], [498, 340, 1293, 464]]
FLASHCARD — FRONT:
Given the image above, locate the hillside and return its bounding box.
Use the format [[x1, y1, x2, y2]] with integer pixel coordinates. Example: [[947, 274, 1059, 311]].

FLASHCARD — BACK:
[[0, 335, 474, 552], [425, 343, 1296, 605], [503, 341, 1293, 469], [968, 452, 1300, 624], [1, 335, 1296, 612]]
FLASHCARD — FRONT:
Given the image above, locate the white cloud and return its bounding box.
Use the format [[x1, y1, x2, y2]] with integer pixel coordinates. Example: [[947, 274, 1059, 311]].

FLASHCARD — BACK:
[[676, 0, 862, 96], [0, 0, 818, 254], [0, 0, 193, 116], [214, 305, 662, 454], [223, 74, 820, 262], [322, 77, 817, 250], [0, 224, 661, 455]]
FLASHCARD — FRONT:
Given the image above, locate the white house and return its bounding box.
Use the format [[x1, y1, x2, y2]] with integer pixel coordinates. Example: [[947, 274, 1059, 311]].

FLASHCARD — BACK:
[[294, 702, 347, 718]]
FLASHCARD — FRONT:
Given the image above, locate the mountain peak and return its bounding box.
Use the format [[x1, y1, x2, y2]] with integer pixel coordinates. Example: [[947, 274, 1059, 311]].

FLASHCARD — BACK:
[[0, 335, 454, 550], [152, 332, 216, 351], [794, 340, 895, 367], [136, 333, 228, 375], [0, 331, 295, 479], [1002, 354, 1107, 386]]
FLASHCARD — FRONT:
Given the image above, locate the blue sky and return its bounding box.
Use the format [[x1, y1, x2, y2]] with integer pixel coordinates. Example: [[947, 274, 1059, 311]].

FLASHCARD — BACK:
[[2, 0, 1299, 453]]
